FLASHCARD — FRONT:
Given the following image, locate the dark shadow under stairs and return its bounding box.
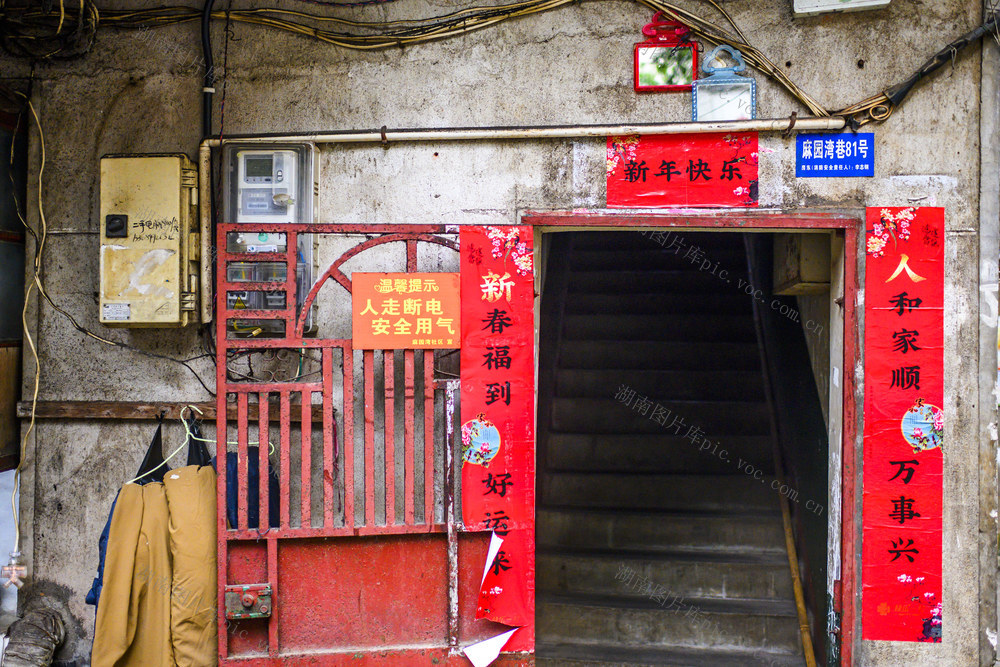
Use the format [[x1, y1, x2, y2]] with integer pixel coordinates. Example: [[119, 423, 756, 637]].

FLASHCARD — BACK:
[[535, 231, 807, 667]]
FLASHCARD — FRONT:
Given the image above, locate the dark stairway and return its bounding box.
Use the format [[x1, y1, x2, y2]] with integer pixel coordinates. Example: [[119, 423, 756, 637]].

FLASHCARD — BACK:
[[535, 232, 806, 667]]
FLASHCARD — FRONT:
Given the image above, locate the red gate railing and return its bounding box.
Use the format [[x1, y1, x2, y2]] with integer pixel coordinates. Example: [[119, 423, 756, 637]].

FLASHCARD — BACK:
[[215, 223, 471, 663]]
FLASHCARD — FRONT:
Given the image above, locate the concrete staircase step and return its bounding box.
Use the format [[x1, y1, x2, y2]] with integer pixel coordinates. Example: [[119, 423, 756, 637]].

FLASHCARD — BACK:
[[561, 314, 756, 341], [556, 369, 764, 401], [544, 433, 773, 475], [567, 232, 745, 253], [537, 507, 785, 553], [542, 473, 780, 512], [550, 398, 770, 436], [559, 341, 760, 371], [537, 548, 793, 601], [535, 641, 805, 666], [537, 593, 801, 653], [564, 291, 752, 316], [569, 248, 746, 272], [567, 270, 744, 294]]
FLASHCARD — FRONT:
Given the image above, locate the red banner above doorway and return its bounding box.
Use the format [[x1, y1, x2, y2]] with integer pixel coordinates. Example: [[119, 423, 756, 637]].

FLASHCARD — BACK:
[[606, 132, 759, 208]]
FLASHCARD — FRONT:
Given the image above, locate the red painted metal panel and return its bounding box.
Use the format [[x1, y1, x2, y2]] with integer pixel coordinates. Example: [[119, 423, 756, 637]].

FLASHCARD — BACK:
[[404, 350, 416, 525], [275, 536, 447, 651], [226, 541, 269, 657], [384, 351, 396, 526]]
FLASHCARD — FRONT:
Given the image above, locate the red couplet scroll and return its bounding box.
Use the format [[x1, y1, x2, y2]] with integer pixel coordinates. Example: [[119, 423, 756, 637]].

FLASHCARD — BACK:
[[861, 206, 944, 642], [460, 226, 536, 643]]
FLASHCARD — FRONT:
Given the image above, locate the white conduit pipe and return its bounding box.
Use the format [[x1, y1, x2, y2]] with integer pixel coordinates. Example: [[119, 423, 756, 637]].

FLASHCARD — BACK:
[[198, 115, 846, 320], [203, 116, 844, 147]]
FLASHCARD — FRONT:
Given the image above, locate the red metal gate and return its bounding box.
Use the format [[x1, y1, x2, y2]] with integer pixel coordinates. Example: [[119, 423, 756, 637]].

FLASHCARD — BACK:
[[215, 223, 527, 665]]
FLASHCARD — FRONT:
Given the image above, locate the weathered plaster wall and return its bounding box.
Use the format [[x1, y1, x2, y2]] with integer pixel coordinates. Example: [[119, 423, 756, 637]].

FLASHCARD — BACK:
[[1, 0, 989, 663]]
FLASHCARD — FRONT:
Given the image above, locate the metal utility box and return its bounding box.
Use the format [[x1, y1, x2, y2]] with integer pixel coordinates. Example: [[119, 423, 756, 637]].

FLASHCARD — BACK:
[[221, 142, 319, 337], [773, 232, 831, 295], [99, 154, 200, 327]]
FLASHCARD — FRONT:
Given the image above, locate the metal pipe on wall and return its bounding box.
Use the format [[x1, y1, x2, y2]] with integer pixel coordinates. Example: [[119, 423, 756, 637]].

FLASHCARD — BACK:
[[197, 115, 847, 321], [201, 116, 844, 148]]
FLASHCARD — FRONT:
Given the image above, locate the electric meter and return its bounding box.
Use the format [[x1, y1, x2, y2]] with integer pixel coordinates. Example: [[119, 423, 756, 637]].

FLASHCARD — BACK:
[[235, 150, 298, 223], [222, 142, 319, 336], [224, 143, 316, 225]]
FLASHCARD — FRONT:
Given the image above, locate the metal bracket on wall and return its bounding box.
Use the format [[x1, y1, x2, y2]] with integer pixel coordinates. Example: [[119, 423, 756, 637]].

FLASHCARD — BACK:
[[225, 583, 272, 620]]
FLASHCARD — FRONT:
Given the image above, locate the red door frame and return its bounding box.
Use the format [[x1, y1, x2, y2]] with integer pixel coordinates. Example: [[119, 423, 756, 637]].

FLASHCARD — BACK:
[[523, 209, 862, 666]]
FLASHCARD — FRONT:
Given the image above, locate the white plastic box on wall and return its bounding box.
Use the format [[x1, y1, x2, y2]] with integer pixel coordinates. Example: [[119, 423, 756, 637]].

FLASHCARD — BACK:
[[793, 0, 890, 17]]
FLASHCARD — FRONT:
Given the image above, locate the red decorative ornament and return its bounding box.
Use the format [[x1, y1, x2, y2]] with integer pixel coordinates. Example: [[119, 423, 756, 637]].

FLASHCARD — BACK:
[[634, 12, 698, 93]]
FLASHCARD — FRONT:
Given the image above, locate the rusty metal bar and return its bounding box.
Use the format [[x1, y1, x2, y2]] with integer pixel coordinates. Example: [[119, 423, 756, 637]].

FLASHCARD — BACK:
[[267, 535, 279, 658], [384, 351, 396, 526], [213, 338, 349, 350], [423, 351, 435, 524], [15, 399, 330, 423], [227, 382, 322, 394], [343, 347, 355, 530], [224, 522, 448, 541], [442, 380, 459, 652], [406, 239, 418, 272], [237, 393, 249, 532], [300, 394, 312, 529], [218, 222, 454, 236], [279, 392, 291, 529], [322, 348, 335, 528], [258, 393, 270, 531], [403, 350, 416, 525], [364, 349, 376, 526]]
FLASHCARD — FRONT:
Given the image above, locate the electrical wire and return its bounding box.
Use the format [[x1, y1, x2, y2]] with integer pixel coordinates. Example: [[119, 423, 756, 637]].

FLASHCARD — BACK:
[[0, 0, 100, 59], [4, 1, 995, 124], [291, 0, 405, 7], [5, 90, 216, 405], [9, 94, 45, 556], [0, 0, 832, 116]]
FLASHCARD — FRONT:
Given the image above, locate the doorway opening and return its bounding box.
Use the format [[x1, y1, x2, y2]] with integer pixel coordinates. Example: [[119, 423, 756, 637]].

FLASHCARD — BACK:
[[534, 228, 842, 666]]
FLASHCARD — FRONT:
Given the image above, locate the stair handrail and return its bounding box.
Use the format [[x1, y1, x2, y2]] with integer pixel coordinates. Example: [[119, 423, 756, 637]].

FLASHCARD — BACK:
[[741, 234, 819, 667]]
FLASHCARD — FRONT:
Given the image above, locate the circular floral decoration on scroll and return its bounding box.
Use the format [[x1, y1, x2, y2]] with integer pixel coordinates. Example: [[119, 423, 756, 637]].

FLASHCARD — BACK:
[[461, 414, 501, 465], [900, 398, 943, 453]]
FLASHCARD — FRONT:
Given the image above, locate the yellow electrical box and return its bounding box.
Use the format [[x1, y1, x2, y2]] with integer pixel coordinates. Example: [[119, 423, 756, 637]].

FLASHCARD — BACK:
[[99, 154, 200, 327]]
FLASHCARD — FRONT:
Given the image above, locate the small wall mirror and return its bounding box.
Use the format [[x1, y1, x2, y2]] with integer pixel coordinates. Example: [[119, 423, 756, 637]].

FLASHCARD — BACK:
[[636, 45, 696, 89], [633, 14, 697, 93]]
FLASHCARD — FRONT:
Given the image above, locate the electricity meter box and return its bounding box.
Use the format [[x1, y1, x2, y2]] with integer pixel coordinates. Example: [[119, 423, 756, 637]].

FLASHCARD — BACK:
[[222, 143, 319, 336], [99, 154, 200, 327]]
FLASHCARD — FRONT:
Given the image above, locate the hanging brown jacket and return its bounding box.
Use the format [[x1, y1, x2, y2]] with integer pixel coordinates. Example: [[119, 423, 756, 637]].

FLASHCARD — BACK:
[[91, 483, 173, 667], [164, 465, 218, 666]]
